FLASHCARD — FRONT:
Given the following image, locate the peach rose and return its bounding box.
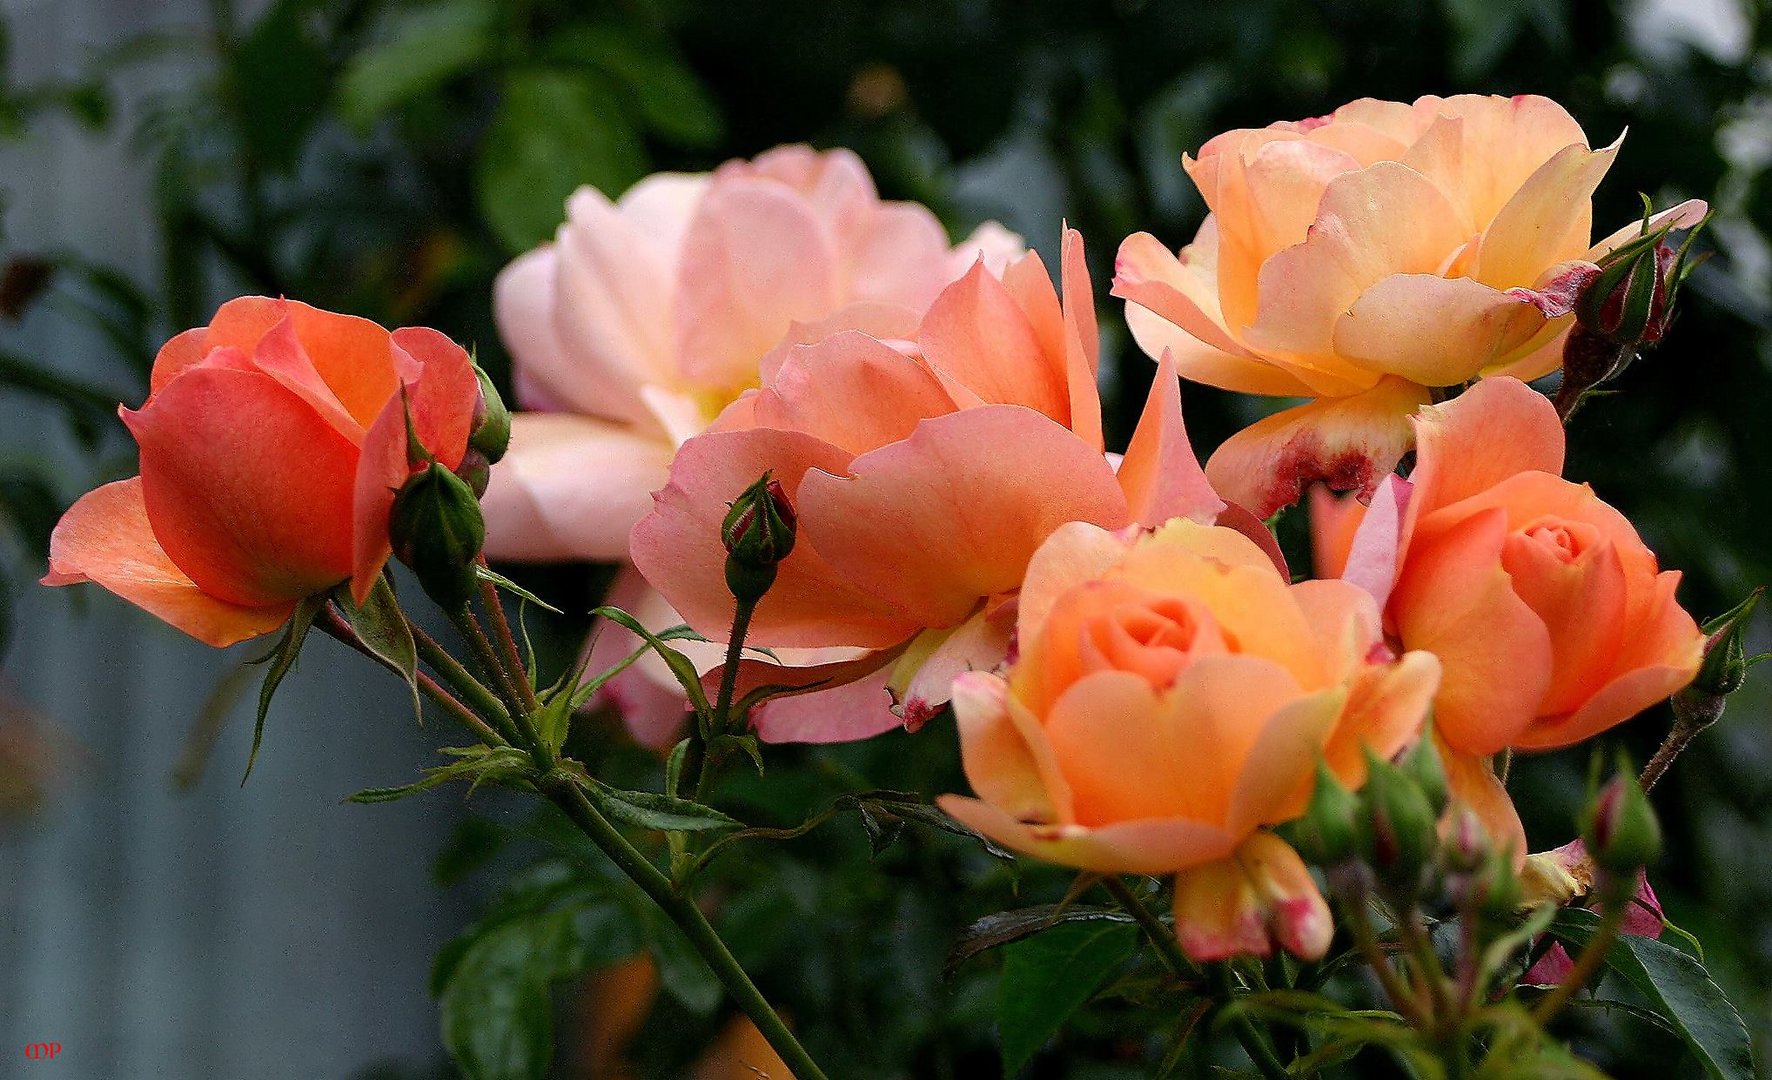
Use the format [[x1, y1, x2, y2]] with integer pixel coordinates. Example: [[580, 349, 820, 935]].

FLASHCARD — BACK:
[[484, 145, 1022, 742], [1321, 377, 1704, 854], [633, 230, 1235, 744], [43, 297, 478, 646], [937, 519, 1440, 961], [1113, 94, 1708, 516]]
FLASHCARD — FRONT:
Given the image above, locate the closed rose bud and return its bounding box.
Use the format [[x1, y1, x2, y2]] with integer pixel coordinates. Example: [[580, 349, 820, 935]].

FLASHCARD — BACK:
[[391, 462, 487, 611], [1672, 588, 1764, 734], [1358, 747, 1439, 895], [1291, 758, 1361, 867], [1399, 734, 1449, 816], [721, 474, 796, 603], [468, 364, 511, 463], [1582, 773, 1661, 877]]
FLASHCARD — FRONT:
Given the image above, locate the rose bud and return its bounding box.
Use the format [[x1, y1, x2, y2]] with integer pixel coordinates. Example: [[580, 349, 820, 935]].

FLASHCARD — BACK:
[[43, 297, 478, 646], [1357, 746, 1440, 897], [1581, 772, 1662, 877], [455, 448, 492, 499], [391, 462, 487, 612], [1672, 588, 1764, 734], [468, 363, 511, 464], [720, 473, 797, 604], [1290, 758, 1362, 868]]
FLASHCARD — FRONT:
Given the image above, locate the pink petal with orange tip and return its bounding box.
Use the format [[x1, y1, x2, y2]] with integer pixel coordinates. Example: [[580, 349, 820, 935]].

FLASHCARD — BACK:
[[1116, 352, 1225, 529], [1334, 274, 1549, 386], [674, 175, 842, 392], [1407, 376, 1564, 519], [919, 262, 1070, 425], [630, 427, 921, 650], [480, 413, 674, 563], [752, 332, 957, 456], [1059, 227, 1105, 451], [1204, 375, 1429, 518], [796, 406, 1129, 629], [1339, 473, 1412, 610], [1172, 854, 1270, 961], [127, 366, 359, 607], [1389, 509, 1553, 757], [936, 795, 1239, 875], [43, 478, 295, 647]]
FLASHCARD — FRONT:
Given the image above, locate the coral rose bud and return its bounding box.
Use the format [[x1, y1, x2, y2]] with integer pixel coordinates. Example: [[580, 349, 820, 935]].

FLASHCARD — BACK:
[[42, 297, 478, 646], [1582, 772, 1662, 877], [391, 462, 487, 611], [468, 364, 511, 464]]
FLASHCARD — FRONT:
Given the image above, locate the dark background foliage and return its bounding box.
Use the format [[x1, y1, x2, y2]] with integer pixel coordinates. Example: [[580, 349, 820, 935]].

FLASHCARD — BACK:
[[3, 0, 1769, 1076]]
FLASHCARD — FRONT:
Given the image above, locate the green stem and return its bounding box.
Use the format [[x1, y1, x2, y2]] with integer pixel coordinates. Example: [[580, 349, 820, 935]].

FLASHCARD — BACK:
[[410, 620, 515, 738], [449, 606, 529, 718], [689, 597, 758, 808], [317, 611, 505, 749], [544, 777, 830, 1080], [1532, 879, 1628, 1025], [477, 565, 540, 716], [1099, 877, 1288, 1080], [1342, 889, 1427, 1026]]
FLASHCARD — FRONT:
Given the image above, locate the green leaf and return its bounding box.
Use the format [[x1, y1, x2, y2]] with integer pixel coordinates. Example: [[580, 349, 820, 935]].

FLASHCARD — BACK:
[[438, 899, 646, 1080], [475, 564, 564, 614], [996, 921, 1139, 1076], [580, 777, 742, 833], [1551, 909, 1754, 1080], [539, 24, 723, 147], [332, 576, 421, 719], [476, 69, 647, 252], [947, 904, 1135, 975], [347, 746, 533, 804], [529, 685, 575, 757], [243, 596, 322, 783], [336, 0, 495, 131], [590, 606, 710, 714]]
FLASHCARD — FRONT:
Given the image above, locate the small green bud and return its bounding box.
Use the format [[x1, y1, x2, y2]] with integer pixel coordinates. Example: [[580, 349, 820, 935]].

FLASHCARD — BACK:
[[390, 462, 486, 611], [1356, 746, 1439, 896], [1672, 588, 1764, 732], [1398, 732, 1448, 816], [1290, 758, 1361, 866], [1581, 772, 1662, 877], [722, 473, 796, 604], [468, 365, 511, 463]]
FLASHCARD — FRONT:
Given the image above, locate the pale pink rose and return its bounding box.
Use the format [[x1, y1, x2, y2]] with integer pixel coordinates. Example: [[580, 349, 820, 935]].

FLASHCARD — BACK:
[[482, 145, 1022, 742], [1113, 94, 1707, 516], [633, 230, 1234, 744]]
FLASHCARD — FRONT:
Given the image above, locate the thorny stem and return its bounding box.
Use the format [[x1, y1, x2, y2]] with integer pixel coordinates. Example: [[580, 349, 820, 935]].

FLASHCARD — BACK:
[[543, 778, 831, 1080], [1532, 875, 1629, 1025], [449, 605, 529, 718], [1099, 877, 1289, 1080], [316, 609, 504, 749], [408, 620, 515, 739], [477, 562, 540, 716], [1639, 713, 1709, 793]]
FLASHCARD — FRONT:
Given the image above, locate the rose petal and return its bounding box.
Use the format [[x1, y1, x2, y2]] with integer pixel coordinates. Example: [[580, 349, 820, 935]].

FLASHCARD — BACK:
[[481, 414, 674, 563], [43, 478, 294, 647], [1116, 351, 1225, 528]]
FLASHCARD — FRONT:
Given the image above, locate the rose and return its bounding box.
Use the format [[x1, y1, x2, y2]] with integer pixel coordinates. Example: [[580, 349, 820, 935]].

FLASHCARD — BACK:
[[482, 145, 1022, 741], [1113, 93, 1707, 516], [632, 230, 1238, 744], [936, 518, 1440, 961], [43, 296, 477, 646], [1323, 377, 1704, 854]]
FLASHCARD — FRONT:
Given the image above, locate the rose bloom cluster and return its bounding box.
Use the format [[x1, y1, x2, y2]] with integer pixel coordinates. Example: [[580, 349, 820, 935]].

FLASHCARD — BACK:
[[46, 96, 1708, 962]]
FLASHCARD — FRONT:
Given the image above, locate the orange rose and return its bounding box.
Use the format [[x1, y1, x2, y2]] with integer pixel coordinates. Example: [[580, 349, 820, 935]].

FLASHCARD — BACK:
[[1114, 94, 1707, 516], [43, 297, 478, 646], [938, 519, 1440, 960], [1320, 377, 1704, 854]]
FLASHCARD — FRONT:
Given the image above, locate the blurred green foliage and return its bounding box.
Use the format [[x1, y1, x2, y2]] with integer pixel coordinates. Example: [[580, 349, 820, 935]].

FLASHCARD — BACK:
[[4, 0, 1772, 1075]]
